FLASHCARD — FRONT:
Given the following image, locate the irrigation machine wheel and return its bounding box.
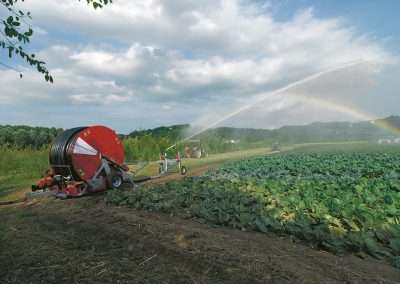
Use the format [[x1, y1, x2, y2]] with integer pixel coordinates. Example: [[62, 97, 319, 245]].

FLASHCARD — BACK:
[[110, 174, 123, 189], [180, 166, 187, 175]]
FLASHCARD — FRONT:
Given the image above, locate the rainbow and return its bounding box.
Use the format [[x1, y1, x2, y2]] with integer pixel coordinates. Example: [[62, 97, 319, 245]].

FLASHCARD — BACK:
[[167, 60, 399, 150], [284, 94, 400, 135]]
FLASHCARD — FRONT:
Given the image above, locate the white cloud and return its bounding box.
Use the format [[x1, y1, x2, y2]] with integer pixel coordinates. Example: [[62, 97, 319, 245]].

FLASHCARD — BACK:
[[69, 47, 140, 76], [0, 0, 396, 132], [70, 93, 133, 105]]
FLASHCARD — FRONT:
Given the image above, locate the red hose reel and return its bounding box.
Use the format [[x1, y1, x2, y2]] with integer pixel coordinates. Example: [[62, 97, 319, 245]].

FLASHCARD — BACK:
[[33, 125, 133, 198]]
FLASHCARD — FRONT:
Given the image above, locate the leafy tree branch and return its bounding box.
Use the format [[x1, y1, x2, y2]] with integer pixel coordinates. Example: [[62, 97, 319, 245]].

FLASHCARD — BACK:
[[0, 0, 112, 83]]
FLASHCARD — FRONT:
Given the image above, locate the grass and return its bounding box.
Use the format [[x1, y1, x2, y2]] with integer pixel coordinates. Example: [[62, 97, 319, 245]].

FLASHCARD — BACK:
[[128, 142, 371, 177], [130, 146, 277, 177], [0, 146, 48, 202]]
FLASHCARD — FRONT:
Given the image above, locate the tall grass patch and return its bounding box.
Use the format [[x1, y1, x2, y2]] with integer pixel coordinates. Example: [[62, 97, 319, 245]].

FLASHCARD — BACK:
[[0, 146, 48, 198]]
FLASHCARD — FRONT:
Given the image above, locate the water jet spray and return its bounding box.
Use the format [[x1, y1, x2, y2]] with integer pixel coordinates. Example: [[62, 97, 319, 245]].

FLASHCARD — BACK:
[[166, 59, 379, 150]]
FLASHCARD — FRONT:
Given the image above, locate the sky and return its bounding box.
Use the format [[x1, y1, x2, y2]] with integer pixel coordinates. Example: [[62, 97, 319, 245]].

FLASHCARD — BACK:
[[0, 0, 399, 133]]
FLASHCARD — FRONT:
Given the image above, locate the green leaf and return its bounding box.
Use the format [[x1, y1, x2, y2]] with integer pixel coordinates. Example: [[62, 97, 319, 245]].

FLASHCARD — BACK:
[[6, 16, 13, 25], [389, 239, 400, 254]]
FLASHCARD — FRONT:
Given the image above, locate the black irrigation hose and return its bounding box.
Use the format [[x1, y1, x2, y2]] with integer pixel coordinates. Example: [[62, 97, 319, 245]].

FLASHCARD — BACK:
[[49, 127, 87, 178]]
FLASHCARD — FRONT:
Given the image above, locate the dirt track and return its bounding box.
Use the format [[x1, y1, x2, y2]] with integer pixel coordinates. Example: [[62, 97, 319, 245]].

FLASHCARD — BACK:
[[142, 165, 210, 187], [1, 163, 399, 283]]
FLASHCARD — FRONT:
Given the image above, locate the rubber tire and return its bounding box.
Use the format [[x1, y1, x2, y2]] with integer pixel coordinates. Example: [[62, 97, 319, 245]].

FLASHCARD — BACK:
[[110, 174, 123, 189], [180, 166, 187, 175]]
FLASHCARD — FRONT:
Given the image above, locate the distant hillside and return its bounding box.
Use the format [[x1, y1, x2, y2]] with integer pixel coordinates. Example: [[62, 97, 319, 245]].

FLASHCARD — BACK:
[[126, 124, 189, 140], [204, 116, 400, 144], [126, 116, 400, 146]]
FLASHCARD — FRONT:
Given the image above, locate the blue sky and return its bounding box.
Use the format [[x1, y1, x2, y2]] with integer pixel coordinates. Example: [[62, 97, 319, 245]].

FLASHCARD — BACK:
[[271, 0, 399, 49], [0, 0, 398, 133]]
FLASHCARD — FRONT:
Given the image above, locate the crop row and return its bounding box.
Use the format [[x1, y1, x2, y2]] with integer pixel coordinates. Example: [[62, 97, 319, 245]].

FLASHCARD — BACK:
[[107, 147, 400, 267]]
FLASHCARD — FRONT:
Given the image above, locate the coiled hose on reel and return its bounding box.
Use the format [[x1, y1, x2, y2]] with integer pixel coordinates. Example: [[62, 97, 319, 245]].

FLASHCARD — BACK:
[[49, 126, 87, 179]]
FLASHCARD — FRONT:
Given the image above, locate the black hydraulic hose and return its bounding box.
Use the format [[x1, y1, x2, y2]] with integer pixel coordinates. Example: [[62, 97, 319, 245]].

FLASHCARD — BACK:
[[49, 127, 87, 178]]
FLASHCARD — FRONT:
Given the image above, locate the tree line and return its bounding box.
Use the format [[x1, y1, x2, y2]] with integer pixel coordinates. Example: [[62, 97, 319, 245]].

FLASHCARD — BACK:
[[2, 116, 398, 161], [0, 124, 236, 161], [0, 125, 63, 149], [123, 136, 172, 162]]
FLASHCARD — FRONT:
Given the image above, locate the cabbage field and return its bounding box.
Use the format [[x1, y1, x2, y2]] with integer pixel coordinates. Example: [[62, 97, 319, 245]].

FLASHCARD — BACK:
[[107, 144, 400, 267]]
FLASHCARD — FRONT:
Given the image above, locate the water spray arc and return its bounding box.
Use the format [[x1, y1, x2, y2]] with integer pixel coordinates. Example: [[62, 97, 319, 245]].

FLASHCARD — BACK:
[[166, 59, 380, 151]]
